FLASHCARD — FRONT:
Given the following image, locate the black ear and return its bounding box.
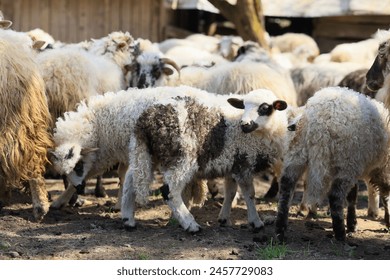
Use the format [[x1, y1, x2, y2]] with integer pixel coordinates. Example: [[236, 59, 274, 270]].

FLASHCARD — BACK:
[[228, 98, 245, 109], [273, 100, 287, 111]]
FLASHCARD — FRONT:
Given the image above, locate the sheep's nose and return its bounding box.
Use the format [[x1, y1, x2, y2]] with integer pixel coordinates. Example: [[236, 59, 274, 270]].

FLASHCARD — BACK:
[[240, 121, 258, 133]]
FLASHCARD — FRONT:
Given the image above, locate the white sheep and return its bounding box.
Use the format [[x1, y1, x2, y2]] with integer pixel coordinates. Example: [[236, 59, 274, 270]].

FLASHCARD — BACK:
[[49, 86, 289, 233], [0, 30, 53, 220], [275, 87, 390, 242], [291, 62, 364, 106]]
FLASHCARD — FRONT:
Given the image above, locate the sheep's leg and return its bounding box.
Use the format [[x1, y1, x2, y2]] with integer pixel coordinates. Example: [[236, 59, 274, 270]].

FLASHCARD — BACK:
[[239, 177, 264, 232], [163, 165, 201, 232], [29, 177, 49, 221], [50, 182, 76, 209], [275, 164, 305, 242], [114, 163, 128, 211], [380, 188, 390, 228], [328, 178, 351, 241], [94, 175, 107, 198], [367, 182, 380, 219], [122, 136, 154, 230], [121, 167, 137, 230], [346, 184, 358, 233], [218, 176, 238, 227], [263, 176, 279, 200]]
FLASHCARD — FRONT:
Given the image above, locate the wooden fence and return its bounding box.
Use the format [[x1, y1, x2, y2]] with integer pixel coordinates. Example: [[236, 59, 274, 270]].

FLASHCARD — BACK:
[[0, 0, 173, 43]]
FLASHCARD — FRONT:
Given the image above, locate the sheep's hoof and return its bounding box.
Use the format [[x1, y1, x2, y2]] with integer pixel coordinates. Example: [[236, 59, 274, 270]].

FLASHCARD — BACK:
[[218, 218, 232, 227], [123, 219, 137, 231], [334, 232, 346, 242], [33, 205, 48, 221], [185, 222, 201, 233], [367, 208, 379, 219], [250, 221, 265, 233], [95, 188, 107, 198]]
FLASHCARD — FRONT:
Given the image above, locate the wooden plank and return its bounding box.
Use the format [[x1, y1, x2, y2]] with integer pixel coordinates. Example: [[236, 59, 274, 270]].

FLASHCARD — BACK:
[[109, 0, 120, 34], [38, 0, 50, 33], [313, 21, 384, 39]]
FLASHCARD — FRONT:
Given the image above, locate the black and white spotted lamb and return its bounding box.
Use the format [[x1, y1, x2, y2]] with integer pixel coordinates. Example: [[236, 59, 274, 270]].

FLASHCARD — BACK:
[[276, 87, 390, 242], [49, 85, 289, 233]]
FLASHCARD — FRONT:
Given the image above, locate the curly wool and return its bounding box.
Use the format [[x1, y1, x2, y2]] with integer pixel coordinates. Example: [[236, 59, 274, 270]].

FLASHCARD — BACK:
[[0, 39, 53, 185]]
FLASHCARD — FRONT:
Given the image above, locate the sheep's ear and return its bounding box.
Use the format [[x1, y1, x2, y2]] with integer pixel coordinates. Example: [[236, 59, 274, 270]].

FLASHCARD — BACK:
[[0, 20, 12, 29], [162, 66, 174, 76], [116, 42, 127, 51], [80, 147, 99, 156], [227, 98, 245, 109], [47, 149, 58, 161], [32, 40, 46, 50], [273, 100, 287, 111]]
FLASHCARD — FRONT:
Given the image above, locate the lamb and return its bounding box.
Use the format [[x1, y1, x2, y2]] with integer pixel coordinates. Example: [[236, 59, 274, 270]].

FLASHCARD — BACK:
[[0, 30, 53, 220], [122, 88, 288, 232], [275, 87, 390, 242], [49, 86, 289, 233]]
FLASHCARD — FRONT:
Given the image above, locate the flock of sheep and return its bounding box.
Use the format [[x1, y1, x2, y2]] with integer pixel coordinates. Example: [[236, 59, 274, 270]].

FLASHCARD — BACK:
[[1, 10, 390, 243]]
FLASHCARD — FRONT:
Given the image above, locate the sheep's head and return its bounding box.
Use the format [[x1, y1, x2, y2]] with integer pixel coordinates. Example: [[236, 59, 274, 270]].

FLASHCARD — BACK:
[[49, 143, 98, 188], [128, 51, 180, 88], [365, 39, 390, 93], [228, 89, 287, 134]]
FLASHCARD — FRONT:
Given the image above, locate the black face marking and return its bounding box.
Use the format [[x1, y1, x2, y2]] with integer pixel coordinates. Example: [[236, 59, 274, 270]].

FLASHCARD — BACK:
[[73, 160, 84, 176], [241, 121, 259, 133], [152, 64, 162, 80], [257, 103, 273, 116], [65, 147, 74, 160]]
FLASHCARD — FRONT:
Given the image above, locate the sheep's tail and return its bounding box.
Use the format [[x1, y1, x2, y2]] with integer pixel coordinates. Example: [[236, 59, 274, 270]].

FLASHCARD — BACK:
[[129, 136, 153, 206], [305, 134, 332, 207]]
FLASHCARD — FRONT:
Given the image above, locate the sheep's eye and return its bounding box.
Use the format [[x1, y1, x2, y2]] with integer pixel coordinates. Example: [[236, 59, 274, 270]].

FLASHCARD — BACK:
[[73, 161, 84, 176], [152, 65, 161, 78], [257, 103, 272, 116]]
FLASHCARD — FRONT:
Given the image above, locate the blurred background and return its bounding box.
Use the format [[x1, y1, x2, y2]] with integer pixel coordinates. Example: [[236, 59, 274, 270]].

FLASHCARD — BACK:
[[0, 0, 389, 52]]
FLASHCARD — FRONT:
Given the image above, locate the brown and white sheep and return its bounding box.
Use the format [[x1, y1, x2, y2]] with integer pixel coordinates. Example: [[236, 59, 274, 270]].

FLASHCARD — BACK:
[[0, 33, 53, 220]]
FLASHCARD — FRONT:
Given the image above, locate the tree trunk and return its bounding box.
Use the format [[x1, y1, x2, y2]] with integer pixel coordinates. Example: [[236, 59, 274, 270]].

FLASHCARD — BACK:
[[208, 0, 269, 50]]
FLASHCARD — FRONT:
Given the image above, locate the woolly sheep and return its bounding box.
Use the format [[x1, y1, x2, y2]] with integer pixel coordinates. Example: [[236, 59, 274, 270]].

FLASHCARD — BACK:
[[128, 50, 180, 88], [0, 31, 53, 220], [122, 88, 288, 232], [49, 86, 289, 233], [48, 86, 210, 210], [275, 87, 390, 242], [364, 29, 390, 219], [291, 62, 364, 106]]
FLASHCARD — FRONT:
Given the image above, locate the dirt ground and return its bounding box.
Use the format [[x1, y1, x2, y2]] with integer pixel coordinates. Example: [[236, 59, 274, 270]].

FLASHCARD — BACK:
[[0, 176, 389, 260]]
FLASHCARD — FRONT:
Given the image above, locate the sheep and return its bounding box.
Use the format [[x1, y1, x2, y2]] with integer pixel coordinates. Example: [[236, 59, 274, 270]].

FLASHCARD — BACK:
[[37, 47, 125, 123], [0, 31, 53, 220], [128, 50, 181, 88], [26, 28, 55, 50], [121, 88, 288, 232], [49, 86, 289, 233], [270, 32, 320, 64], [291, 62, 364, 106], [275, 87, 390, 242], [48, 86, 209, 210], [337, 68, 369, 95], [329, 37, 379, 68], [363, 29, 390, 220]]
